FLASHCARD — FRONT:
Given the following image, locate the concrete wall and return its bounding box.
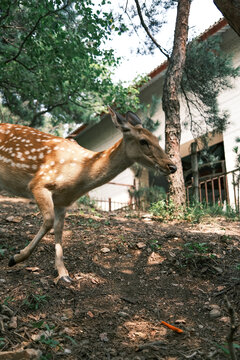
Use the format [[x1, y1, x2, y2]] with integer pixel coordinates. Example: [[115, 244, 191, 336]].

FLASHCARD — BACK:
[[77, 116, 135, 209]]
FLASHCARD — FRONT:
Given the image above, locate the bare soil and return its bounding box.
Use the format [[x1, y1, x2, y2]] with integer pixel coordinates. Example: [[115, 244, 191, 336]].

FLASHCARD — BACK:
[[0, 192, 240, 360]]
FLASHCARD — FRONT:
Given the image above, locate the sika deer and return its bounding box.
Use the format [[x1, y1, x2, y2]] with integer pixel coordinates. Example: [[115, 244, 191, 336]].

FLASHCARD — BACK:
[[0, 107, 176, 282]]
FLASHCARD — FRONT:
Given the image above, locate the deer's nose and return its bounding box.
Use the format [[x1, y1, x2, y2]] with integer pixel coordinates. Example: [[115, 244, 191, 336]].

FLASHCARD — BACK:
[[168, 164, 177, 174]]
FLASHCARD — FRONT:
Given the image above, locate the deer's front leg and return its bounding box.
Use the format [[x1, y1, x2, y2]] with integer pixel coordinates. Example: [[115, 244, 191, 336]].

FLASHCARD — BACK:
[[9, 186, 54, 267], [54, 206, 71, 283]]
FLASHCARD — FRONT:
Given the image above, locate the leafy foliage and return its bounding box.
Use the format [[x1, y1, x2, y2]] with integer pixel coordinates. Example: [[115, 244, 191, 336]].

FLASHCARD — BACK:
[[181, 36, 240, 136], [0, 0, 140, 128], [150, 200, 240, 222]]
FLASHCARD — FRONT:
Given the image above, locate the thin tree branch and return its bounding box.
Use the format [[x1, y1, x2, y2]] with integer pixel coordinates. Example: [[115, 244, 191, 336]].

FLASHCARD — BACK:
[[29, 101, 68, 127], [0, 0, 18, 25], [4, 1, 71, 65], [133, 0, 170, 59]]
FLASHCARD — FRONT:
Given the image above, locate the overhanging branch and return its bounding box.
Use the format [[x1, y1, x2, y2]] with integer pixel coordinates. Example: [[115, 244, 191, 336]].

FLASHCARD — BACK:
[[133, 0, 170, 59]]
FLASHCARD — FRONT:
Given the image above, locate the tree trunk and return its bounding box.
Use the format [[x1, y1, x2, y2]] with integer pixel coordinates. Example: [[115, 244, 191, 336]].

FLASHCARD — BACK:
[[162, 0, 191, 207], [214, 0, 240, 37]]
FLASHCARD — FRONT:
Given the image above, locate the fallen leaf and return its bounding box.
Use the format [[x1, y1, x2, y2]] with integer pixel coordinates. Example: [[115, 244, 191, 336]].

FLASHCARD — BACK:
[[87, 311, 94, 318], [136, 242, 146, 249], [25, 267, 41, 273]]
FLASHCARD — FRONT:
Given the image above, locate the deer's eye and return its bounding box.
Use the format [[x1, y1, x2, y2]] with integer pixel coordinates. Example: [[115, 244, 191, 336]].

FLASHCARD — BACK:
[[139, 139, 149, 147]]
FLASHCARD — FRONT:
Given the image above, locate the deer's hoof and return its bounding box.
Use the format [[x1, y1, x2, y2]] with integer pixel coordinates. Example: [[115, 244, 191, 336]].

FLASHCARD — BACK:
[[60, 276, 72, 283], [8, 256, 16, 267]]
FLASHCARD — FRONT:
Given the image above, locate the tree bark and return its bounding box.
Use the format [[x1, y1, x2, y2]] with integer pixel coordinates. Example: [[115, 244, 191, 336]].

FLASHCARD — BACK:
[[214, 0, 240, 37], [162, 0, 191, 207]]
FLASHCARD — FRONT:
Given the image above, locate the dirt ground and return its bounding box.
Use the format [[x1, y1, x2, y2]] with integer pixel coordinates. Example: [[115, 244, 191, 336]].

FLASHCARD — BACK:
[[0, 193, 240, 360]]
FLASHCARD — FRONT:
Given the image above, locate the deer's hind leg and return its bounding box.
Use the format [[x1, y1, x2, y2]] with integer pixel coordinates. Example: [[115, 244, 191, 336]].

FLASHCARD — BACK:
[[9, 186, 54, 266], [53, 206, 71, 283]]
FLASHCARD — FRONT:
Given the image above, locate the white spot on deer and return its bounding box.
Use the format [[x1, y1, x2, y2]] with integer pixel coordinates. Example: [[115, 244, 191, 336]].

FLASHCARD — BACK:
[[54, 146, 59, 150], [32, 164, 37, 170], [50, 161, 55, 166], [25, 150, 30, 155], [56, 175, 63, 181], [39, 153, 44, 159], [31, 148, 36, 153], [59, 159, 65, 164]]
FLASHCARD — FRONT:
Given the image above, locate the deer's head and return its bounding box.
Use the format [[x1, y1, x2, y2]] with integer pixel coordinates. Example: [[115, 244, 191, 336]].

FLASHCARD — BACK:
[[109, 107, 177, 175]]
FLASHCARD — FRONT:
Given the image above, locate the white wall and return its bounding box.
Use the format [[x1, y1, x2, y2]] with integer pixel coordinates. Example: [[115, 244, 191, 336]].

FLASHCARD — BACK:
[[77, 116, 135, 209]]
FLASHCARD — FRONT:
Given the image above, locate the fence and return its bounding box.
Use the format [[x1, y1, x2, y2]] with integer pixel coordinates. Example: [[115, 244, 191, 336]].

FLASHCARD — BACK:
[[186, 168, 240, 211], [89, 169, 240, 213]]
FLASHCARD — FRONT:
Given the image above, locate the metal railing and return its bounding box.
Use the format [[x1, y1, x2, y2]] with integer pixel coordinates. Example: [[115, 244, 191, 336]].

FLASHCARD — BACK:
[[186, 168, 240, 211]]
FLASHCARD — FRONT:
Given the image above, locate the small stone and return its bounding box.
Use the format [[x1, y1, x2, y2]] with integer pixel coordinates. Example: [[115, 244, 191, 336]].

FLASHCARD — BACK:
[[6, 216, 23, 223], [8, 316, 17, 329], [118, 311, 129, 318], [175, 319, 186, 324], [0, 279, 6, 283], [209, 308, 221, 319], [99, 332, 109, 342], [209, 304, 220, 310], [64, 349, 72, 354], [101, 247, 110, 253], [220, 316, 230, 323]]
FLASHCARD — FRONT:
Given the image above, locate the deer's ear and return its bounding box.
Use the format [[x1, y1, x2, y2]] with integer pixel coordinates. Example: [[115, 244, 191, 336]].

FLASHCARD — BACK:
[[126, 111, 142, 127], [108, 106, 142, 133]]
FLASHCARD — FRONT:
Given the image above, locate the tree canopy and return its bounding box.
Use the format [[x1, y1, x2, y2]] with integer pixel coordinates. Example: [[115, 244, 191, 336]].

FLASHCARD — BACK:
[[0, 0, 139, 128]]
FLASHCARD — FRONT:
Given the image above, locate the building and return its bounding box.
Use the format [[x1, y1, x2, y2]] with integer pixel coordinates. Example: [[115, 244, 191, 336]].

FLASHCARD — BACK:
[[75, 19, 240, 210]]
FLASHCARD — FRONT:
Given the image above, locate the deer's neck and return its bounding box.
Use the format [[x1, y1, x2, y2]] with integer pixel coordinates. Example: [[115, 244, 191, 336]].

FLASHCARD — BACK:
[[83, 139, 133, 190]]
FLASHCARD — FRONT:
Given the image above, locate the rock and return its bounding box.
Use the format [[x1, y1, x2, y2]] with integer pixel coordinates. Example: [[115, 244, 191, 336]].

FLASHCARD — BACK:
[[6, 216, 23, 223], [175, 319, 186, 324], [64, 349, 72, 354], [118, 311, 129, 318], [101, 247, 110, 253], [0, 348, 42, 359], [8, 316, 18, 329], [209, 308, 221, 319], [0, 279, 6, 283], [209, 304, 220, 310], [99, 332, 109, 342]]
